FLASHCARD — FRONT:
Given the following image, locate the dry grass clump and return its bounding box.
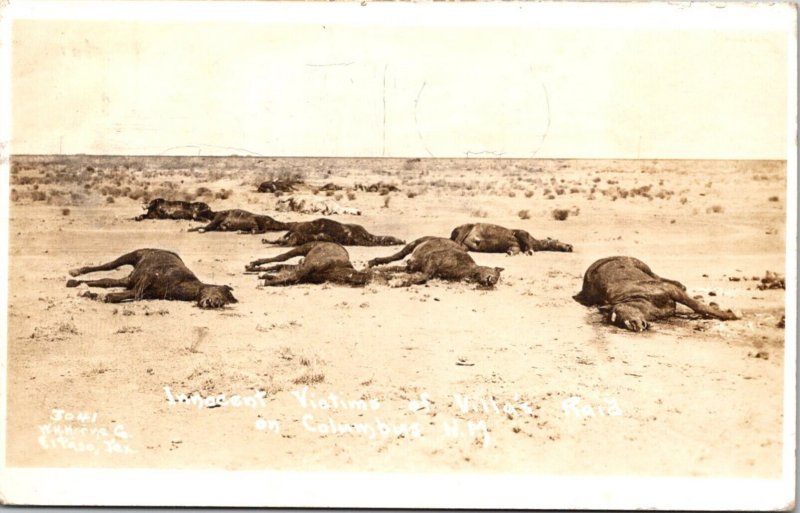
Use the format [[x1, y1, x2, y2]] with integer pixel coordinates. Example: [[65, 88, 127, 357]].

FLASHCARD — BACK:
[[194, 186, 213, 199], [293, 372, 325, 385], [552, 209, 570, 221], [58, 321, 81, 335], [128, 188, 146, 201], [292, 353, 326, 385]]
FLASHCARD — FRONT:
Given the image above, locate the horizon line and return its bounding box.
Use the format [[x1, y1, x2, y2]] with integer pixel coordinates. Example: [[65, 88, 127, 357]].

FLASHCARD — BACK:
[[8, 154, 787, 162]]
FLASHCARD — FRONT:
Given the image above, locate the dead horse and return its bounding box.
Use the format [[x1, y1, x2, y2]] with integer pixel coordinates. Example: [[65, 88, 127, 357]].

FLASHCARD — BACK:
[[450, 223, 573, 255], [67, 248, 238, 308], [367, 236, 503, 288], [246, 242, 370, 287], [573, 256, 738, 332]]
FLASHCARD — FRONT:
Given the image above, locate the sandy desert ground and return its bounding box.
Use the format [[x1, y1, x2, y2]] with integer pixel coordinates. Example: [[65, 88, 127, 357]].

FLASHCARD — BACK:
[[4, 155, 788, 477]]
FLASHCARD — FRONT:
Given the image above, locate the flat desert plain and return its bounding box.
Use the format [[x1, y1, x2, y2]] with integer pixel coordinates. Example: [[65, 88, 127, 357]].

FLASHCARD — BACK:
[[5, 156, 788, 477]]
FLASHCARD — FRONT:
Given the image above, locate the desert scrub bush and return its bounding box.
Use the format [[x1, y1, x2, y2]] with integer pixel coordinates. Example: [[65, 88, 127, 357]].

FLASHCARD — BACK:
[[58, 321, 80, 335], [326, 190, 335, 197], [46, 190, 67, 205], [680, 197, 688, 205], [524, 190, 534, 198], [293, 371, 325, 385], [70, 191, 88, 205], [194, 186, 213, 199], [518, 209, 531, 220], [10, 189, 19, 202], [508, 191, 516, 198], [768, 196, 779, 202], [106, 195, 115, 203], [215, 189, 232, 200], [128, 188, 146, 201], [14, 175, 36, 186], [546, 194, 555, 200], [347, 191, 357, 201], [61, 207, 71, 216], [403, 158, 421, 171], [383, 196, 392, 208], [471, 209, 489, 218], [334, 193, 343, 201], [31, 190, 47, 202], [552, 209, 570, 221], [706, 205, 724, 214], [292, 353, 326, 385]]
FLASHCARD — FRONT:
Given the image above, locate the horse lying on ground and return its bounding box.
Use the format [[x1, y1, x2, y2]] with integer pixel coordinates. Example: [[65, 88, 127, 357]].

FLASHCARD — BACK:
[[67, 249, 237, 308], [450, 223, 573, 255], [263, 218, 404, 246], [257, 180, 300, 193], [188, 209, 289, 234], [246, 242, 371, 287], [135, 198, 215, 222], [368, 237, 503, 288], [573, 256, 739, 332]]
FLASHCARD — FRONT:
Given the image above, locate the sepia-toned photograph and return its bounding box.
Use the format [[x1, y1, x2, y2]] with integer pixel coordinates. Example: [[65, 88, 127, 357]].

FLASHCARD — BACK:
[[0, 1, 796, 508]]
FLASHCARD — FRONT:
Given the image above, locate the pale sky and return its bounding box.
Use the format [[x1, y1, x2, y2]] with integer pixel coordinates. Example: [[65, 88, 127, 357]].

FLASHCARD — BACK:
[[8, 2, 795, 159]]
